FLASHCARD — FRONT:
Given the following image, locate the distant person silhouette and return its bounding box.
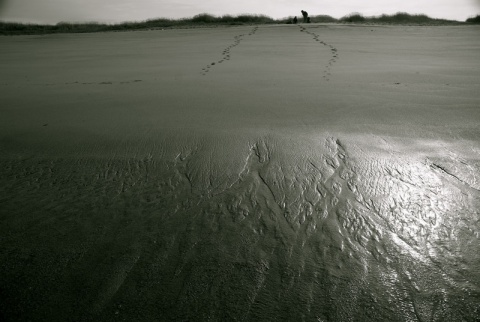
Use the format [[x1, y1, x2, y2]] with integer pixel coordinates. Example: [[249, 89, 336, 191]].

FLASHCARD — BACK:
[[293, 16, 298, 24], [301, 10, 308, 23]]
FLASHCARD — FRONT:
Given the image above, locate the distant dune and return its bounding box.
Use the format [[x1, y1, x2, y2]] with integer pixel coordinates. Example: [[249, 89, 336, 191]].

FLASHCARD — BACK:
[[1, 12, 476, 35]]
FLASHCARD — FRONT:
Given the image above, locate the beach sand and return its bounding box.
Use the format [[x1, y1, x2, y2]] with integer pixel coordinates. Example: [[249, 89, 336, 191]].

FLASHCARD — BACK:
[[1, 24, 479, 321]]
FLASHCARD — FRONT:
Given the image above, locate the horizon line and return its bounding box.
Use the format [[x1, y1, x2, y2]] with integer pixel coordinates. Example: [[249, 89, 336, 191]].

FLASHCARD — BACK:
[[1, 11, 478, 25]]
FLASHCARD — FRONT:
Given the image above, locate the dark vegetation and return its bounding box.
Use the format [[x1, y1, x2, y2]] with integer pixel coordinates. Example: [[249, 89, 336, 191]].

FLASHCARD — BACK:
[[0, 12, 471, 35], [465, 14, 480, 24], [0, 14, 275, 35], [191, 13, 274, 24], [339, 12, 462, 24]]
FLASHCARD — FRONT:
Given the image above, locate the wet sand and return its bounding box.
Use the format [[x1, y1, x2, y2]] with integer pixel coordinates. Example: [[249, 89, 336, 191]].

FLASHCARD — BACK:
[[1, 24, 480, 321]]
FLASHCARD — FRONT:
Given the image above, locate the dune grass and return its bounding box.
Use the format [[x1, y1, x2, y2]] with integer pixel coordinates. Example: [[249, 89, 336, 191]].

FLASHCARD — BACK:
[[340, 12, 462, 25], [0, 12, 470, 35], [191, 13, 274, 24], [0, 14, 278, 35], [0, 19, 189, 35], [466, 15, 480, 24]]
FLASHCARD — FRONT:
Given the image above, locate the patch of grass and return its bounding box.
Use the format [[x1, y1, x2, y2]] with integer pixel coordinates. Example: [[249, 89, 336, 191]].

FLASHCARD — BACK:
[[373, 12, 432, 24], [309, 15, 338, 23], [339, 12, 461, 25], [340, 13, 366, 23], [466, 15, 480, 24], [191, 13, 274, 24], [372, 12, 458, 24], [234, 14, 274, 24], [0, 14, 277, 35], [0, 21, 109, 35], [191, 13, 217, 24]]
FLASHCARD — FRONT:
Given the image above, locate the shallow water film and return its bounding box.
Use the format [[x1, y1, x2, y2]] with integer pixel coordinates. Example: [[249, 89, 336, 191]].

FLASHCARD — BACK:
[[1, 24, 480, 321]]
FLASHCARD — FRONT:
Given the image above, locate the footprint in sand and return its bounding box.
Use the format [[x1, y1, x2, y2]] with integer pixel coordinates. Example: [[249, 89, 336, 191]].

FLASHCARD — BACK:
[[298, 25, 339, 81], [201, 26, 258, 76]]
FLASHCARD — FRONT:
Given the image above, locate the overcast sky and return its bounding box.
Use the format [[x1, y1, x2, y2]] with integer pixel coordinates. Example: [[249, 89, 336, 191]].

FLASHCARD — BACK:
[[0, 0, 479, 24]]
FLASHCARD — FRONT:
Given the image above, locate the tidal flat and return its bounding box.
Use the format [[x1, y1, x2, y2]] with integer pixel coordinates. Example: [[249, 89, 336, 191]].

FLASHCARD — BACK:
[[1, 24, 480, 321]]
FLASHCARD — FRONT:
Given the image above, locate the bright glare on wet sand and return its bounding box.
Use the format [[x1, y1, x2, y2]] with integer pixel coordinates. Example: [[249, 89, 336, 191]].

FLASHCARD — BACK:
[[1, 24, 480, 321]]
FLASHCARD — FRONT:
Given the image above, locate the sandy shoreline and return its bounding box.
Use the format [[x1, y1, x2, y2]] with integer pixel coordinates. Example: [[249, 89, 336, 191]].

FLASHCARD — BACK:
[[1, 24, 480, 321]]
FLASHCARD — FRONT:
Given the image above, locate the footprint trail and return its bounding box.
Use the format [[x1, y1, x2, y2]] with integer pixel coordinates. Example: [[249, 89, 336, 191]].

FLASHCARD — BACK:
[[201, 26, 259, 76], [299, 25, 339, 81]]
